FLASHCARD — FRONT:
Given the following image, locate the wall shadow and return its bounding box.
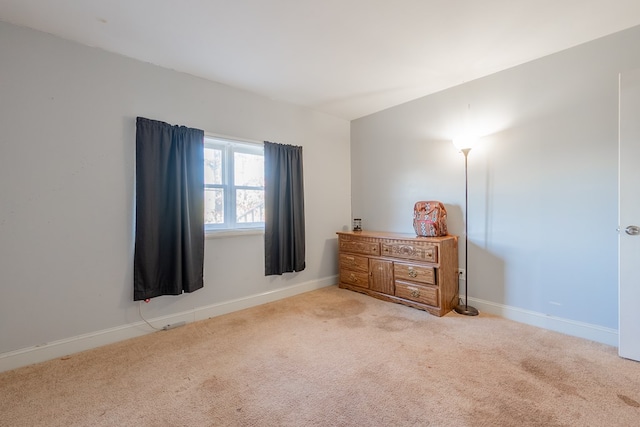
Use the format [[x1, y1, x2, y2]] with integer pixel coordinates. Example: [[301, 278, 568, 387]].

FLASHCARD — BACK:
[[467, 241, 506, 305]]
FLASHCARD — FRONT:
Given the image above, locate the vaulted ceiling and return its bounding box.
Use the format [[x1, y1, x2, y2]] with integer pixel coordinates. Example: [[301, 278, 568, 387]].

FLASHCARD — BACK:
[[2, 0, 640, 120]]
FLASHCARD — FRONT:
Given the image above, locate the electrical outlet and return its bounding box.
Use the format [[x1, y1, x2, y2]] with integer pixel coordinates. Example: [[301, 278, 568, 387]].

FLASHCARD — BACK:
[[457, 268, 466, 281]]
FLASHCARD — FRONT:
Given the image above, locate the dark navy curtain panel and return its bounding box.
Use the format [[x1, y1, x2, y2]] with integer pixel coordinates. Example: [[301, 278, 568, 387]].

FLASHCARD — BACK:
[[264, 141, 306, 276], [134, 117, 205, 301]]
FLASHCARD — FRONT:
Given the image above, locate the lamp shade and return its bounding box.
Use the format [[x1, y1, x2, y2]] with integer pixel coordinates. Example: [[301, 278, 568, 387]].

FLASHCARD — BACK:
[[452, 135, 478, 151]]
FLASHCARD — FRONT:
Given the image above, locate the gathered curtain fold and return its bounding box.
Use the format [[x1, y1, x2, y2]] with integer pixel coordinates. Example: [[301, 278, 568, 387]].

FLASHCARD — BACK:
[[134, 117, 205, 301], [264, 141, 306, 276]]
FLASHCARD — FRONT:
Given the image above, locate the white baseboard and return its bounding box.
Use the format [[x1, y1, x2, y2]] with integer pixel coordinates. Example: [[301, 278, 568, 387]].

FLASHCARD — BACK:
[[0, 276, 337, 373], [467, 296, 619, 347]]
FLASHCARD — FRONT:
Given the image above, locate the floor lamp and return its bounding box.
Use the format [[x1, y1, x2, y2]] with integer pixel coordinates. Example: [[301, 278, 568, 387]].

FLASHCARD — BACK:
[[453, 139, 479, 316]]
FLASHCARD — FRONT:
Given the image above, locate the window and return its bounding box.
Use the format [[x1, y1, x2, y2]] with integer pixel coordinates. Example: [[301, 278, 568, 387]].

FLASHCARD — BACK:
[[204, 136, 264, 232]]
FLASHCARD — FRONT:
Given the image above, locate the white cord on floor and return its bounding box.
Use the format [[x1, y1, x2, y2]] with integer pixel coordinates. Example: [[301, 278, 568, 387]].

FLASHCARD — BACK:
[[138, 301, 162, 331]]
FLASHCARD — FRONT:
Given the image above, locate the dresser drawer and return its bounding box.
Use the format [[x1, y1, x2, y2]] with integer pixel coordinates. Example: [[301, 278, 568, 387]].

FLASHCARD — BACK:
[[340, 269, 369, 288], [339, 253, 369, 273], [339, 236, 380, 256], [395, 281, 438, 306], [394, 263, 435, 285], [381, 241, 437, 263]]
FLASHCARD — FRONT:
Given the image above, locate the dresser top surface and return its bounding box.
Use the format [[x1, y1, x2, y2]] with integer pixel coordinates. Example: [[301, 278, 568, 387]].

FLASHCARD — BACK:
[[337, 230, 457, 242]]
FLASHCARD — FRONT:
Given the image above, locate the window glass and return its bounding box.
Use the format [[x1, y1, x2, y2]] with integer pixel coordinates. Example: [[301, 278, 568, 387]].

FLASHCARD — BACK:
[[234, 152, 263, 186], [236, 189, 264, 223], [204, 147, 222, 185], [204, 188, 224, 224]]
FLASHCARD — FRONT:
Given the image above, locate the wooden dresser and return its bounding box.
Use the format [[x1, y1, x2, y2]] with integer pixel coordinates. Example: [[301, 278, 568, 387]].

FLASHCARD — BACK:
[[337, 231, 459, 317]]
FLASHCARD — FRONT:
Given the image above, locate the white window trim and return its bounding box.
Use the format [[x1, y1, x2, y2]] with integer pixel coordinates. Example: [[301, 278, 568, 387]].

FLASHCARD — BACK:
[[205, 228, 264, 239]]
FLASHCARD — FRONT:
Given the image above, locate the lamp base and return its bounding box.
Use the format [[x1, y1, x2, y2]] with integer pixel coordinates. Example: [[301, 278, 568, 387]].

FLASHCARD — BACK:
[[454, 304, 479, 316]]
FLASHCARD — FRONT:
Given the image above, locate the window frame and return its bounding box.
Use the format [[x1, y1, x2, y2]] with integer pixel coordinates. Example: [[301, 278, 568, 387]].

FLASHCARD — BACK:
[[204, 135, 265, 234]]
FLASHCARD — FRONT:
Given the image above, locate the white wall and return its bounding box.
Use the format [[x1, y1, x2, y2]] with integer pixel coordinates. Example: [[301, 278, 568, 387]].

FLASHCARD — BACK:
[[351, 25, 640, 345], [0, 21, 351, 370]]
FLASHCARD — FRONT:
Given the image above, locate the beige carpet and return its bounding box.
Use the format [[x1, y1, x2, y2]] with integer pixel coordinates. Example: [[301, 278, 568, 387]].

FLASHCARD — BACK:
[[1, 285, 639, 426]]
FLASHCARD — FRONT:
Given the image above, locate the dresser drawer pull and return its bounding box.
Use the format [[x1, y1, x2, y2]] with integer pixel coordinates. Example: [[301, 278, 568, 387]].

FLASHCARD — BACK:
[[408, 287, 421, 298], [408, 268, 417, 278], [349, 273, 358, 283]]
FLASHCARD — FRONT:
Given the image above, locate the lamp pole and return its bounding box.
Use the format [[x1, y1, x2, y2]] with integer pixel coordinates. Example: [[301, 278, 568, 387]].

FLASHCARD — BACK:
[[455, 147, 479, 316]]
